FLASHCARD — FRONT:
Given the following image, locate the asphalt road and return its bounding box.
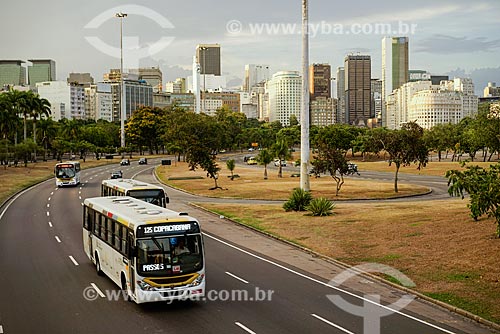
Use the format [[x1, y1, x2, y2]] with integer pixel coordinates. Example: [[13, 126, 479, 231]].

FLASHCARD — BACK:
[[0, 158, 496, 334]]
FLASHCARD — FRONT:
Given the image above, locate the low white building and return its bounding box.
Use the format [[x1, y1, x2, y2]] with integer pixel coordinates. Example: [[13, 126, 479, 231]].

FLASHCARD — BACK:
[[386, 78, 478, 130], [408, 89, 463, 129]]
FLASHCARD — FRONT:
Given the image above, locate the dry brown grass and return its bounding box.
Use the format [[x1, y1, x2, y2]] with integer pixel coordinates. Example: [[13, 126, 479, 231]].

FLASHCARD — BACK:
[[354, 159, 497, 177], [197, 200, 500, 323], [157, 161, 430, 200]]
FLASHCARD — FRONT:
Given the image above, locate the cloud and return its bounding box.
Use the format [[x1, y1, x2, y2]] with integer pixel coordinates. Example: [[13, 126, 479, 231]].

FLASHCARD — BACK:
[[415, 34, 500, 54]]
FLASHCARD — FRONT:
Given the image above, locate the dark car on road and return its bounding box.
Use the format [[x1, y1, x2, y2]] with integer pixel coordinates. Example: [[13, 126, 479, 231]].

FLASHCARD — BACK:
[[139, 158, 148, 165]]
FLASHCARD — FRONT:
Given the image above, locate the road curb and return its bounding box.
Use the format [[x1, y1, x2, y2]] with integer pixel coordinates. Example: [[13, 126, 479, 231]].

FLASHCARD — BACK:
[[189, 201, 500, 333]]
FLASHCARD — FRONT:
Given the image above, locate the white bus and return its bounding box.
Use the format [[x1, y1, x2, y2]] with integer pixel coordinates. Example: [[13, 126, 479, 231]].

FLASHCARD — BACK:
[[54, 161, 81, 187], [101, 179, 169, 208], [83, 196, 205, 304]]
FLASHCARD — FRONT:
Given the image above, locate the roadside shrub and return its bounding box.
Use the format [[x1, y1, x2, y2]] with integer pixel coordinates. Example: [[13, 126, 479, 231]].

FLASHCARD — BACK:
[[306, 197, 335, 216], [283, 188, 313, 212]]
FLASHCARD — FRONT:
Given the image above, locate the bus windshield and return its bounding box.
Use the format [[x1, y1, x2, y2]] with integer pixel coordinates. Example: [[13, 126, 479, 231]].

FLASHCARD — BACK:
[[136, 235, 203, 277], [128, 189, 165, 207], [55, 165, 76, 178]]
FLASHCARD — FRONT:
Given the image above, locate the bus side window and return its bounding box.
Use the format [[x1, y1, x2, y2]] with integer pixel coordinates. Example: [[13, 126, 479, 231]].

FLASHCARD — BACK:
[[106, 218, 113, 243], [112, 221, 120, 250], [121, 226, 128, 255], [94, 214, 100, 236]]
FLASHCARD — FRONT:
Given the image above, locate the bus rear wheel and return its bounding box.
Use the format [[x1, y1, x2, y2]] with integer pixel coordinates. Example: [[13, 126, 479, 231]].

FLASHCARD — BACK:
[[95, 254, 103, 276]]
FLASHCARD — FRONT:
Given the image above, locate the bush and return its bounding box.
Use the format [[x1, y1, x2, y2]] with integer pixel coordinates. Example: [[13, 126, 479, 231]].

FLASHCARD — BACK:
[[283, 188, 313, 212], [306, 197, 335, 216]]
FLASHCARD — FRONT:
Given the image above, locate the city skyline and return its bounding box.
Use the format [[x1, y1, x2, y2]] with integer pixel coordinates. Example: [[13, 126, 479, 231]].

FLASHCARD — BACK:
[[1, 0, 499, 95]]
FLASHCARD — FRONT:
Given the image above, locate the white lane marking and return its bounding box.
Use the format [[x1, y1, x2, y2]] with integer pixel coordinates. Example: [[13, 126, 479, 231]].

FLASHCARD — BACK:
[[48, 222, 53, 228], [55, 236, 62, 243], [203, 233, 456, 334], [79, 196, 82, 200], [90, 283, 105, 298], [226, 271, 249, 284], [311, 314, 354, 334], [47, 204, 50, 208], [0, 324, 3, 333], [46, 212, 50, 217], [69, 256, 79, 266], [50, 192, 54, 195], [235, 322, 256, 334], [48, 197, 51, 201]]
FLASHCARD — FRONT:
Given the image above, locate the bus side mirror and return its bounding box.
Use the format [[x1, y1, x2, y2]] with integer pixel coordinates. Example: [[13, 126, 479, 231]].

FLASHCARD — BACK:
[[165, 196, 169, 204]]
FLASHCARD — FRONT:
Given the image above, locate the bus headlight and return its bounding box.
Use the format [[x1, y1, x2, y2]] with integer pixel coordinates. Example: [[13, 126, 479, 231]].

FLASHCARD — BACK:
[[187, 274, 205, 287], [137, 280, 157, 291]]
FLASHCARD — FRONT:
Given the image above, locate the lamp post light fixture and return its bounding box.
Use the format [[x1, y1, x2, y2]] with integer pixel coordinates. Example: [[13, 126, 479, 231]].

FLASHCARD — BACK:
[[116, 12, 127, 150]]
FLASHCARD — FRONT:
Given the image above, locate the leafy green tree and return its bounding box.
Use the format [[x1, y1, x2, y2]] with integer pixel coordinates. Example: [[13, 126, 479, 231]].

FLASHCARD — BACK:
[[310, 125, 352, 196], [184, 113, 224, 190], [378, 122, 429, 193], [257, 149, 273, 180], [447, 163, 500, 238], [126, 106, 166, 154], [226, 159, 236, 180]]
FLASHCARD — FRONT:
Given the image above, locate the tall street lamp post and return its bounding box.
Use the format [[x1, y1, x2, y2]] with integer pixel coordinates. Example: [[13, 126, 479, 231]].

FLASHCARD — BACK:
[[301, 0, 310, 191], [116, 12, 127, 150]]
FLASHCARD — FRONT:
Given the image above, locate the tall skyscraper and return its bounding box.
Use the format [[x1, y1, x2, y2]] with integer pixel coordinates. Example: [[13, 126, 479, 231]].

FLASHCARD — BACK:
[[382, 37, 409, 126], [344, 55, 371, 126], [243, 64, 270, 92], [266, 71, 302, 126], [0, 60, 26, 87], [196, 44, 221, 76], [336, 67, 345, 124], [28, 59, 56, 87], [309, 63, 331, 99]]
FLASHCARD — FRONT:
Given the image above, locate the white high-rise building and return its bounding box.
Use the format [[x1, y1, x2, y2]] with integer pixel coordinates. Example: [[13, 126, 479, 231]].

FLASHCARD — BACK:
[[85, 83, 113, 121], [243, 64, 271, 92], [36, 81, 85, 121], [266, 71, 302, 126]]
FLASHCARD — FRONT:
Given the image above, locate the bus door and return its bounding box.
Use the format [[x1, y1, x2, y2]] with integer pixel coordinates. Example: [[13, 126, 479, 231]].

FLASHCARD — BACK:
[[127, 231, 136, 295]]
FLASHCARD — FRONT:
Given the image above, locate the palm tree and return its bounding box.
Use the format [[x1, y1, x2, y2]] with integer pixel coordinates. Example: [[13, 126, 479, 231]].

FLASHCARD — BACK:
[[0, 93, 20, 143], [272, 139, 292, 178], [257, 149, 273, 180], [226, 159, 236, 180], [37, 118, 58, 161], [31, 95, 51, 144], [4, 89, 29, 145]]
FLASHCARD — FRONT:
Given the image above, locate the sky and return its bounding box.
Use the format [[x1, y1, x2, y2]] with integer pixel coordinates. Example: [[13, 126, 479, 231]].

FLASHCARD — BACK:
[[1, 0, 499, 95]]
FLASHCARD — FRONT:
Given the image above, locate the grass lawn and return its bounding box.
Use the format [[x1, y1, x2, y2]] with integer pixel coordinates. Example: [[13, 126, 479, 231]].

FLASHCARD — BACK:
[[157, 159, 500, 324], [196, 200, 500, 324], [157, 161, 430, 200]]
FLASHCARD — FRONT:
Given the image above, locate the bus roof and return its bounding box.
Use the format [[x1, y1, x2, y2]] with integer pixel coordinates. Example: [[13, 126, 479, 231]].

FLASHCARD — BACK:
[[102, 179, 164, 192], [55, 161, 80, 166], [84, 196, 196, 230]]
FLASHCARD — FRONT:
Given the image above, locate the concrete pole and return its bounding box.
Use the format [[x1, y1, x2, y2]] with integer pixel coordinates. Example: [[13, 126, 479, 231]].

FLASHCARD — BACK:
[[300, 0, 310, 191], [116, 12, 127, 149]]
